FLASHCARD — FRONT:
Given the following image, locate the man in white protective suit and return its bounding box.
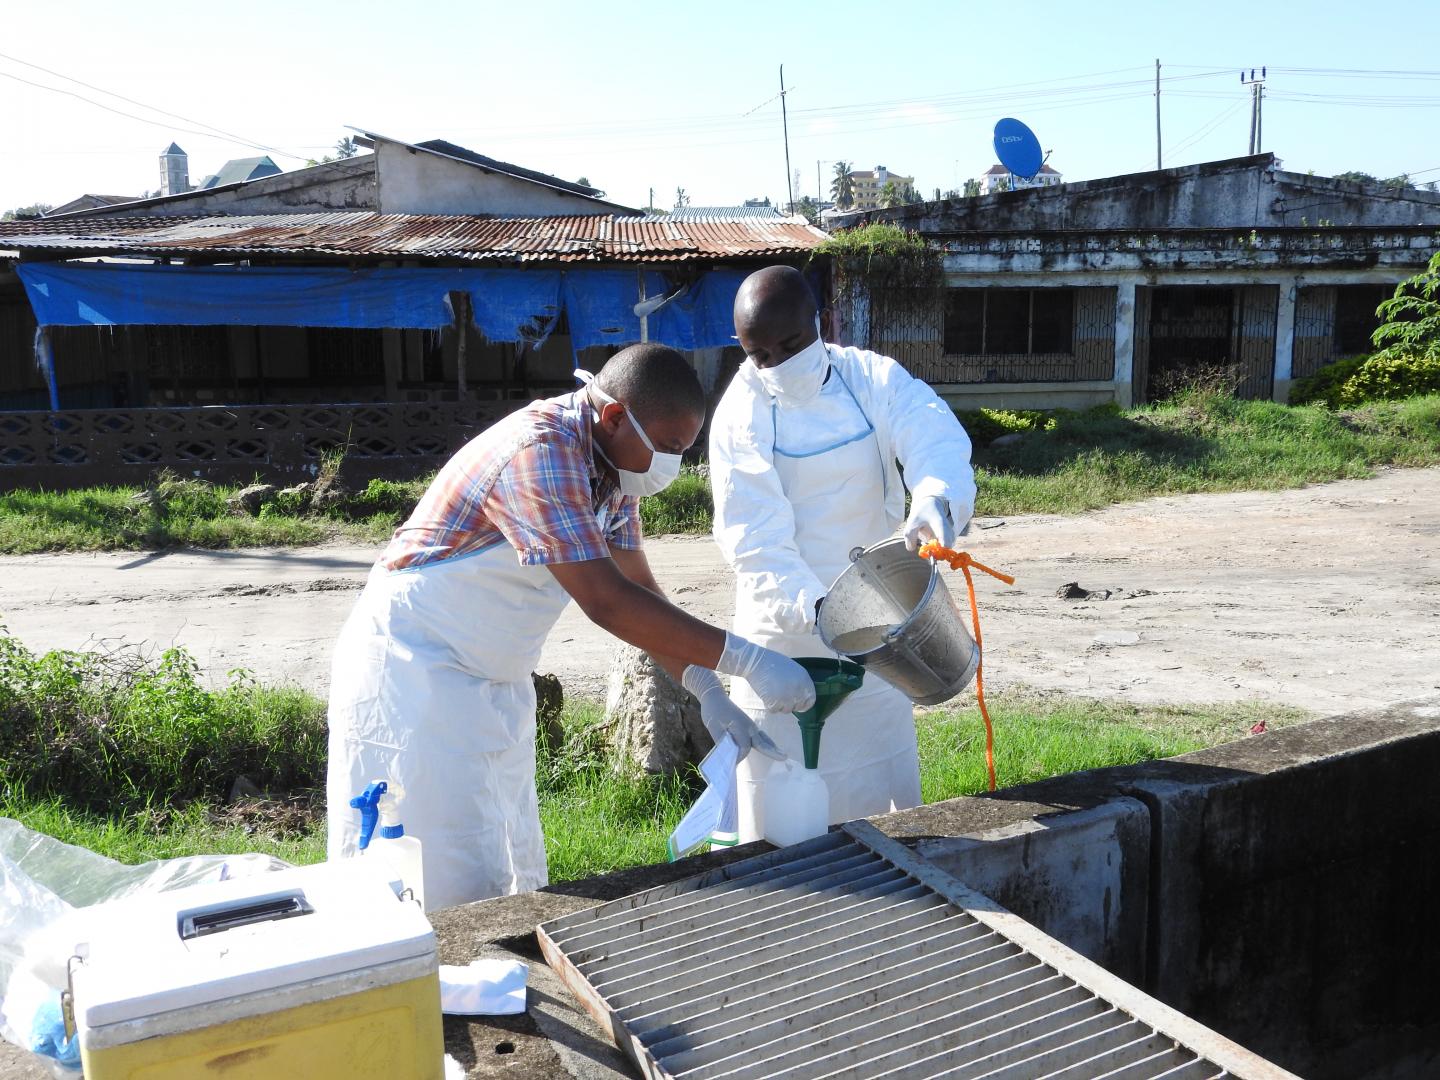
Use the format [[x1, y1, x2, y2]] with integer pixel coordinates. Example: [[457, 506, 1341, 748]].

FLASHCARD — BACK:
[[327, 343, 813, 910], [709, 265, 976, 843]]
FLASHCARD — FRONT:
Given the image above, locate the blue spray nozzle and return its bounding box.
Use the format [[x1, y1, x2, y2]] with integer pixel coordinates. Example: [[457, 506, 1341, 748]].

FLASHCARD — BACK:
[[349, 780, 387, 851]]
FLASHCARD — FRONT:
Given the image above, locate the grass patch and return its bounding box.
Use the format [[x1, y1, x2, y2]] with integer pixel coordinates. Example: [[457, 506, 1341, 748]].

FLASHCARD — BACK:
[[0, 793, 326, 866], [969, 391, 1440, 516], [638, 465, 713, 535], [5, 394, 1436, 551], [0, 474, 404, 555], [917, 692, 1307, 802], [0, 632, 1304, 882]]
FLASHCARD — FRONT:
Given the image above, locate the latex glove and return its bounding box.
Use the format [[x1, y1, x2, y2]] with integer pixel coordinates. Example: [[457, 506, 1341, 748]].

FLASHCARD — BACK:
[[682, 666, 785, 762], [715, 632, 817, 714], [903, 494, 954, 552]]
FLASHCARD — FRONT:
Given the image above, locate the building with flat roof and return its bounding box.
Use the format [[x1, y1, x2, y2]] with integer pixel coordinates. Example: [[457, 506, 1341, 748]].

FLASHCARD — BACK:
[[847, 165, 914, 211], [825, 153, 1440, 409]]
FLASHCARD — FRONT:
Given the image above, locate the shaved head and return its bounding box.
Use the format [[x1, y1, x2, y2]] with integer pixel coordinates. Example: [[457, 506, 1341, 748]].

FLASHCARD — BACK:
[[733, 265, 820, 369], [735, 265, 817, 338]]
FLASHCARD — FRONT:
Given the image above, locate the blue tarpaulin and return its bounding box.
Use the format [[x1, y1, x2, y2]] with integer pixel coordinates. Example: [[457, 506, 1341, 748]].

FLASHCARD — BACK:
[[560, 268, 746, 352], [16, 263, 551, 333], [17, 261, 748, 351]]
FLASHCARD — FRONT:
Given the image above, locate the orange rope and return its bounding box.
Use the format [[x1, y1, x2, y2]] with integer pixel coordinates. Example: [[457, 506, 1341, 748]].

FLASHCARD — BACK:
[[917, 541, 1015, 792]]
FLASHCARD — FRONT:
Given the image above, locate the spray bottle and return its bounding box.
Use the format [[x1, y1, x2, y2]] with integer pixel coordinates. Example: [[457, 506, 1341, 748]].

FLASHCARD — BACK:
[[349, 780, 426, 911]]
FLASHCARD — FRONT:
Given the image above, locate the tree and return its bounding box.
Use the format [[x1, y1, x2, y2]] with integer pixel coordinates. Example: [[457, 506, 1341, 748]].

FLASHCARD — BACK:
[[576, 176, 591, 187], [1372, 251, 1440, 363], [901, 182, 924, 206], [830, 161, 855, 209], [994, 176, 1011, 193], [2, 203, 53, 220], [962, 178, 982, 198], [307, 136, 360, 167], [1333, 170, 1378, 184], [878, 181, 901, 209], [674, 186, 690, 208], [794, 196, 820, 225]]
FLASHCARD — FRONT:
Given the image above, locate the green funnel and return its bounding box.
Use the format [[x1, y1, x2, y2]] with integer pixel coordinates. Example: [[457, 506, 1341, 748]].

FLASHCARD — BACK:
[[791, 657, 865, 769]]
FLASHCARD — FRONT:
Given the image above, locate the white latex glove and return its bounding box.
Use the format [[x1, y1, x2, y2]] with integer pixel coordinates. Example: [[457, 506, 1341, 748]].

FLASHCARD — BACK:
[[903, 494, 955, 552], [682, 666, 785, 762], [715, 632, 817, 714]]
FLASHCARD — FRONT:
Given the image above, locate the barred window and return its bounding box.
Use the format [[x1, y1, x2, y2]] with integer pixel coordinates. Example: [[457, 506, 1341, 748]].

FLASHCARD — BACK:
[[943, 288, 1075, 355]]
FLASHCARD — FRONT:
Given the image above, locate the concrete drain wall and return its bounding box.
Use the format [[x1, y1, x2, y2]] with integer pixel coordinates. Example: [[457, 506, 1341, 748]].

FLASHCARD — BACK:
[[877, 697, 1440, 1080]]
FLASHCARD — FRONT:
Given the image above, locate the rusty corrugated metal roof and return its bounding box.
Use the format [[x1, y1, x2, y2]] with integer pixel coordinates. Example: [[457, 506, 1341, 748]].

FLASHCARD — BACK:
[[0, 212, 827, 264]]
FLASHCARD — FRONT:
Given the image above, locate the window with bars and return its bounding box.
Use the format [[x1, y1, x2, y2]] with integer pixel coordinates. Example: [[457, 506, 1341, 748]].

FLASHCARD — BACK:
[[943, 288, 1075, 356]]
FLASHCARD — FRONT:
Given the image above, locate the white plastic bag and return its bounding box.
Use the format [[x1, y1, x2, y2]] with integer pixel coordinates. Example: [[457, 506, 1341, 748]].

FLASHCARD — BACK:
[[0, 818, 288, 1068]]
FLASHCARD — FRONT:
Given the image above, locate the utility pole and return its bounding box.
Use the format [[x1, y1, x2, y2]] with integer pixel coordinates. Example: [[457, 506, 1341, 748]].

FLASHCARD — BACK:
[[780, 64, 794, 213], [816, 160, 822, 202], [1154, 59, 1162, 170], [1241, 67, 1267, 155]]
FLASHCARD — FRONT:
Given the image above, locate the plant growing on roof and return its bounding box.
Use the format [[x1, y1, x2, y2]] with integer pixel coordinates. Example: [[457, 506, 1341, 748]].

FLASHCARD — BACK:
[[814, 223, 942, 357]]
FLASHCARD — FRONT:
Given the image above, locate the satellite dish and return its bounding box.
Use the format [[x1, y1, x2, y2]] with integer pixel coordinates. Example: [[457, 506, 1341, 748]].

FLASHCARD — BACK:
[[993, 118, 1043, 180]]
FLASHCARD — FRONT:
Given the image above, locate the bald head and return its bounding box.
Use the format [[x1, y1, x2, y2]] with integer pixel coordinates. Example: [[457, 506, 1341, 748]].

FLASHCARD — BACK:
[[733, 265, 819, 369]]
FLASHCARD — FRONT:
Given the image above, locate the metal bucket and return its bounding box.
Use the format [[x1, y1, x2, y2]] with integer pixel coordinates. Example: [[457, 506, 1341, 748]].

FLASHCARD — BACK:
[[817, 537, 980, 706]]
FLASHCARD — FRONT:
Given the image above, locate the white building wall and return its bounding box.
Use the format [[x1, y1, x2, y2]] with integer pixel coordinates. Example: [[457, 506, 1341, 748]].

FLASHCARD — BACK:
[[374, 142, 620, 216], [930, 263, 1421, 410]]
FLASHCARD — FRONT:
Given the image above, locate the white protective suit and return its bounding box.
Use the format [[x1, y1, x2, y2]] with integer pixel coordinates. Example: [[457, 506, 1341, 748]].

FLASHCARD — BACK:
[[710, 343, 976, 842], [325, 407, 636, 910], [325, 542, 574, 910]]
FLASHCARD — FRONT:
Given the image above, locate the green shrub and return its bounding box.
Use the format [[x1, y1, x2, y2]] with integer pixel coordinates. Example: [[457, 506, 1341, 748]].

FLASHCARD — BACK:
[[957, 406, 1067, 446], [0, 633, 327, 813], [1292, 353, 1440, 407], [1335, 352, 1440, 406], [1289, 355, 1367, 407]]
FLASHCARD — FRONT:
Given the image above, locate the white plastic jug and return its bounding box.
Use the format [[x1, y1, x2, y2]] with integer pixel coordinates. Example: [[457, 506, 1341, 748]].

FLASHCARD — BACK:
[[762, 761, 830, 848]]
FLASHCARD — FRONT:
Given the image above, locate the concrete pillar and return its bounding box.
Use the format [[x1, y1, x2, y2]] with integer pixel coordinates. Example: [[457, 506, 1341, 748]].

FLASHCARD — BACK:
[[1112, 282, 1136, 409], [1272, 279, 1298, 404]]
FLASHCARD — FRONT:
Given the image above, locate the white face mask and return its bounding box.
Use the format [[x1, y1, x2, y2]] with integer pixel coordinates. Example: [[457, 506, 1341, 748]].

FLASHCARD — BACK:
[[753, 318, 828, 406], [575, 370, 684, 497]]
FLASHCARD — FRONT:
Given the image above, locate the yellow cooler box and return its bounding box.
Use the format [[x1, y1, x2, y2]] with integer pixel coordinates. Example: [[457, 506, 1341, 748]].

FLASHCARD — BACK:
[[67, 859, 444, 1080]]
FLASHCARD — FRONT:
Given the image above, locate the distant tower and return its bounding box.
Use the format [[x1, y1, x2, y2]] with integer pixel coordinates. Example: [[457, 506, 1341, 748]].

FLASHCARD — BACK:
[[160, 143, 190, 196]]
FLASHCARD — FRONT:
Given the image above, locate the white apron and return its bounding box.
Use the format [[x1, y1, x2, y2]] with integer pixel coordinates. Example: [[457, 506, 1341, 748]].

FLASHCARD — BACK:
[[325, 531, 583, 910], [732, 367, 922, 843]]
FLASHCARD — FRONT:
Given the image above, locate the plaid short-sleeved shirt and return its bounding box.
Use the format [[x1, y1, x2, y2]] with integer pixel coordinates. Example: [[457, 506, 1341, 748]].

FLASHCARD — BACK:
[[382, 389, 642, 572]]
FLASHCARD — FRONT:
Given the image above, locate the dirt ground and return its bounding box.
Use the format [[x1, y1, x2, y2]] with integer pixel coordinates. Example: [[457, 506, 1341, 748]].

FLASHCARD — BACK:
[[2, 467, 1437, 717]]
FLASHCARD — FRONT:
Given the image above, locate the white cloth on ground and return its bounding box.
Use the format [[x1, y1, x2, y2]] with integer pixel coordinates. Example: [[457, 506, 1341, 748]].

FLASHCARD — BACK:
[[439, 958, 528, 1016]]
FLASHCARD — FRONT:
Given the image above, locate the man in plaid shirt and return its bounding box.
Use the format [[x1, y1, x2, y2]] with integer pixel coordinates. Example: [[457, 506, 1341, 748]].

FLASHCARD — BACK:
[[327, 344, 814, 909]]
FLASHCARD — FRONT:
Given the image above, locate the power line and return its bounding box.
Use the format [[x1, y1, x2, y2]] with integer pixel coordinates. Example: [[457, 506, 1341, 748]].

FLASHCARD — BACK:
[[1168, 97, 1249, 161], [0, 49, 309, 162]]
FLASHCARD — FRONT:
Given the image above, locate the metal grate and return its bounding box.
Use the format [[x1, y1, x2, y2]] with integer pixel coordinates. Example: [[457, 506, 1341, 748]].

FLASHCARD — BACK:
[[539, 820, 1299, 1080]]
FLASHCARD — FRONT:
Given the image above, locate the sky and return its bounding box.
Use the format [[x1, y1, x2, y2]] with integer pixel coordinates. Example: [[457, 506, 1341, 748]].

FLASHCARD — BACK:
[[4, 0, 1439, 214]]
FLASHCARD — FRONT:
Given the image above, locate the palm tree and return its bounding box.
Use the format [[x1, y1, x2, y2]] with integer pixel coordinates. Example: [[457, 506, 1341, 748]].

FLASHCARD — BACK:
[[878, 181, 901, 209], [830, 161, 855, 209]]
